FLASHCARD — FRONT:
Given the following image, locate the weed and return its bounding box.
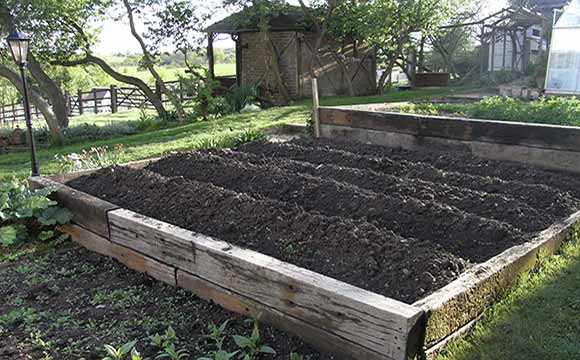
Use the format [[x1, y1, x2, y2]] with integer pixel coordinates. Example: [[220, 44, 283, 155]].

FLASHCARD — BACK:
[[102, 340, 139, 360], [0, 308, 41, 329], [150, 326, 178, 350], [232, 319, 276, 360], [155, 343, 189, 360]]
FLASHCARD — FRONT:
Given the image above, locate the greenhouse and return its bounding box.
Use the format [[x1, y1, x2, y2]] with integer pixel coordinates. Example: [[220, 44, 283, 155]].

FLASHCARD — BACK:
[[545, 0, 580, 94]]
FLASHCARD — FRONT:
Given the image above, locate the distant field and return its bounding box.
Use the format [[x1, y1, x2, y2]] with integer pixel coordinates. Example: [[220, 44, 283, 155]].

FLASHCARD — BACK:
[[111, 64, 236, 84]]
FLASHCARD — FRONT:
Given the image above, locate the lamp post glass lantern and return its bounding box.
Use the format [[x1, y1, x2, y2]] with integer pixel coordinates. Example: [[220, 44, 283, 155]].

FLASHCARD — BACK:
[[6, 31, 39, 176]]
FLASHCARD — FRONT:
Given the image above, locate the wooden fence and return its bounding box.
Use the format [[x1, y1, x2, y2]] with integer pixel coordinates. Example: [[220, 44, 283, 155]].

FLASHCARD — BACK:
[[0, 80, 193, 128]]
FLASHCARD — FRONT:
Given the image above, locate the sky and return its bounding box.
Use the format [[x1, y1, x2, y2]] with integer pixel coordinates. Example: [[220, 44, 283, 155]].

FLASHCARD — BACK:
[[93, 0, 508, 56]]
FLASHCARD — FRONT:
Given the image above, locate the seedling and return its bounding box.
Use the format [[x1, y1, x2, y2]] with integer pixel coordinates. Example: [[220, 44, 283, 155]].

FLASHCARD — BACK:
[[232, 320, 276, 360]]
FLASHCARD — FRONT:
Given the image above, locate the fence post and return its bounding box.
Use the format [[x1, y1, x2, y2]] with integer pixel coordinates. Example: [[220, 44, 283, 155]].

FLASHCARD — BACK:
[[110, 85, 118, 113], [64, 91, 71, 116], [311, 77, 320, 138], [179, 81, 184, 101], [93, 88, 98, 114], [155, 81, 162, 101], [0, 103, 4, 127], [77, 89, 84, 115]]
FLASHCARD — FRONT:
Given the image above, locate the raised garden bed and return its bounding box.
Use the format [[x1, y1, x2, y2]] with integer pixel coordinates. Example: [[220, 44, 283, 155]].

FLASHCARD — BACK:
[[29, 138, 580, 359]]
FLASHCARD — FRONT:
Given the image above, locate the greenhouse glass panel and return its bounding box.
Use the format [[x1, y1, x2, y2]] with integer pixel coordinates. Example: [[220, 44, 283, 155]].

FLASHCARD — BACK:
[[546, 0, 580, 93]]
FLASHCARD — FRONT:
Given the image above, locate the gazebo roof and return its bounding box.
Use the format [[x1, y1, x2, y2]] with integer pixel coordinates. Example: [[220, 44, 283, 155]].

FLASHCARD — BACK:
[[205, 5, 315, 33]]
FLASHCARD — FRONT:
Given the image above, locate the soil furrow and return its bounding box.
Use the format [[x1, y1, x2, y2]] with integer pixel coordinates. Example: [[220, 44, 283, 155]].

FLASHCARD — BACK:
[[200, 148, 553, 232], [306, 138, 580, 199], [147, 151, 526, 261], [240, 140, 580, 218], [67, 166, 466, 303]]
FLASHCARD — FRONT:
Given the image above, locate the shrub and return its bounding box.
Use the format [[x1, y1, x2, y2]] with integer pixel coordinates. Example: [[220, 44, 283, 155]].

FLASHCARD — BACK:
[[232, 128, 265, 147], [61, 122, 138, 144], [0, 179, 73, 248], [225, 84, 258, 113], [179, 73, 231, 121]]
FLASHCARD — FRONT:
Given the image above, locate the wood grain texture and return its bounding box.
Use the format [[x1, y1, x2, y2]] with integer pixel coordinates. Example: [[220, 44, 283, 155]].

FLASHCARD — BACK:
[[319, 107, 419, 135], [319, 123, 580, 174], [413, 209, 580, 347], [177, 270, 385, 360], [28, 177, 118, 238], [108, 209, 424, 360], [320, 106, 580, 153], [62, 224, 176, 286]]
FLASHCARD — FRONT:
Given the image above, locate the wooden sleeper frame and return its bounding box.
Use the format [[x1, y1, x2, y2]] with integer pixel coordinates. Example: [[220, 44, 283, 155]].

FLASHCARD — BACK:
[[29, 159, 580, 360]]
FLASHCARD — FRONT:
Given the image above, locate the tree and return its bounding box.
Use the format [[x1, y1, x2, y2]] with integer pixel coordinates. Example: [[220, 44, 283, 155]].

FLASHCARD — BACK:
[[326, 0, 456, 93], [426, 1, 481, 80]]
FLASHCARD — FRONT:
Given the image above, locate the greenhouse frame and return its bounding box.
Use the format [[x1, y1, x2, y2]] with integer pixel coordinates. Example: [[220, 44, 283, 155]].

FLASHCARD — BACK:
[[546, 0, 580, 94]]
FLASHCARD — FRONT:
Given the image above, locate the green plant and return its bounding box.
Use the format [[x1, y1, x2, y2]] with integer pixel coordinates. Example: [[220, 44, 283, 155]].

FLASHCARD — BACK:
[[225, 84, 258, 113], [179, 73, 231, 121], [61, 122, 138, 144], [0, 179, 72, 248], [55, 144, 126, 173], [198, 350, 239, 360], [232, 129, 265, 147], [150, 326, 178, 349], [206, 320, 230, 352], [102, 340, 139, 360], [232, 320, 276, 360], [155, 343, 189, 360], [289, 353, 303, 360]]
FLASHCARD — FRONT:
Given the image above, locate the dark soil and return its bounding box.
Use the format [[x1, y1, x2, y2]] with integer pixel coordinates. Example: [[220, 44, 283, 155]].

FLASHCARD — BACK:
[[240, 140, 580, 218], [65, 138, 580, 304], [67, 167, 466, 303], [0, 245, 325, 360]]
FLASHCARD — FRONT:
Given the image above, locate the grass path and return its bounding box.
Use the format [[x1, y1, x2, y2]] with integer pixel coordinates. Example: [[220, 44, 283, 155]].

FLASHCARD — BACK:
[[437, 229, 580, 359]]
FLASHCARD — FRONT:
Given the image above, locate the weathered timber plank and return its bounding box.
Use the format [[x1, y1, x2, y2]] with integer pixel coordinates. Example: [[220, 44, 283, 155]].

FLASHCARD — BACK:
[[319, 124, 580, 174], [322, 105, 580, 153], [28, 177, 118, 238], [61, 224, 176, 286], [108, 209, 424, 360], [413, 209, 580, 347], [319, 107, 419, 135], [177, 270, 385, 360]]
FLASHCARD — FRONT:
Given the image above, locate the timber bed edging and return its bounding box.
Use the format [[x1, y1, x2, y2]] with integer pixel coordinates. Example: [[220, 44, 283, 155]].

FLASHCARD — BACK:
[[318, 106, 580, 173], [28, 161, 580, 359], [30, 173, 425, 360], [414, 209, 580, 352]]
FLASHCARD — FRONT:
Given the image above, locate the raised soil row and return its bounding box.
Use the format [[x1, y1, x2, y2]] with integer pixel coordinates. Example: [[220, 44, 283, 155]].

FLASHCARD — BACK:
[[66, 139, 580, 304]]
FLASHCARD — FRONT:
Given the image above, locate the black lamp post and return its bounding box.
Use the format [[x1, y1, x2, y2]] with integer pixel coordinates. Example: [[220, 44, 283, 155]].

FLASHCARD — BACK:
[[6, 31, 39, 177]]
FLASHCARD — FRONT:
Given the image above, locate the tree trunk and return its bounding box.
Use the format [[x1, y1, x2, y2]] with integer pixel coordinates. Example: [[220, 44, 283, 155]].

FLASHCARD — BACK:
[[27, 56, 70, 128], [54, 54, 167, 118], [122, 0, 186, 122], [0, 4, 69, 130], [0, 64, 62, 142]]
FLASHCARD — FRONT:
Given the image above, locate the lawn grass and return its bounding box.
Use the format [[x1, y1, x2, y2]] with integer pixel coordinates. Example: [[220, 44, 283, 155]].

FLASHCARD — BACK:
[[1, 87, 455, 180], [436, 228, 580, 360]]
